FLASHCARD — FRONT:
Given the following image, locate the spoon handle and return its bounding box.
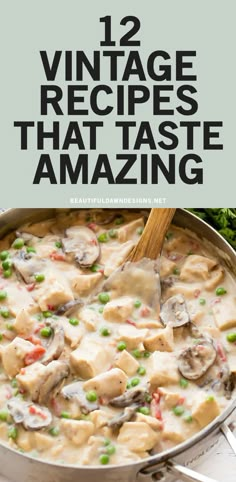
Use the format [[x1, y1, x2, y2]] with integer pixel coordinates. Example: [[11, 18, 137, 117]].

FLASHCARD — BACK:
[[128, 208, 176, 262]]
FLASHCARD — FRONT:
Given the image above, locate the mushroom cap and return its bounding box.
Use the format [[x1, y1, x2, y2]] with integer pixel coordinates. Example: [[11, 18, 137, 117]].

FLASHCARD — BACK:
[[109, 388, 148, 408], [178, 340, 217, 380], [160, 294, 190, 328], [62, 226, 100, 268], [7, 399, 52, 430]]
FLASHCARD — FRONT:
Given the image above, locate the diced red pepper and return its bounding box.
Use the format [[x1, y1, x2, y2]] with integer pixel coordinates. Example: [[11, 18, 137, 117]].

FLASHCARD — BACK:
[[24, 346, 46, 365], [5, 386, 12, 400], [216, 341, 227, 362], [50, 251, 66, 261], [87, 223, 98, 232], [194, 289, 201, 298], [140, 306, 151, 317], [126, 319, 137, 327], [29, 405, 47, 419], [47, 304, 55, 311], [34, 322, 45, 334], [26, 283, 36, 292], [25, 335, 42, 346], [178, 396, 185, 405]]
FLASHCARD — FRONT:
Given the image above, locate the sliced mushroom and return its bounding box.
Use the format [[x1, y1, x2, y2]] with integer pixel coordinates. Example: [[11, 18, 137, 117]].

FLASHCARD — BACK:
[[38, 361, 70, 405], [13, 250, 46, 284], [103, 259, 160, 310], [178, 340, 217, 380], [7, 399, 52, 430], [109, 388, 148, 408], [92, 211, 116, 226], [108, 405, 137, 430], [41, 321, 64, 365], [62, 226, 100, 268], [160, 294, 190, 328], [55, 299, 83, 316], [61, 381, 99, 414]]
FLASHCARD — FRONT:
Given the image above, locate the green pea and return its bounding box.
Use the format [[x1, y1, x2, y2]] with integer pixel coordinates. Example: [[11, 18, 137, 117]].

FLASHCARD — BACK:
[[69, 318, 79, 326], [0, 333, 3, 341], [145, 394, 152, 403], [99, 454, 110, 465], [0, 410, 9, 421], [8, 426, 18, 440], [103, 438, 111, 446], [137, 366, 146, 376], [3, 269, 12, 278], [126, 382, 131, 389], [108, 229, 117, 238], [106, 444, 116, 455], [199, 298, 206, 305], [226, 333, 236, 343], [173, 405, 185, 416], [26, 247, 36, 254], [12, 238, 24, 250], [86, 391, 97, 402], [184, 413, 193, 423], [98, 307, 104, 314], [34, 273, 45, 283], [60, 411, 71, 419], [98, 292, 110, 304], [49, 427, 60, 436], [0, 290, 7, 301], [166, 232, 173, 240], [5, 323, 13, 330], [0, 251, 9, 261], [131, 349, 142, 358], [173, 268, 180, 275], [179, 378, 189, 389], [143, 351, 151, 358], [42, 311, 52, 318], [137, 406, 150, 415], [100, 327, 111, 336], [206, 395, 215, 402], [90, 264, 101, 273], [117, 341, 126, 351], [55, 241, 62, 249], [40, 327, 52, 338], [2, 259, 12, 271], [97, 233, 109, 243], [137, 227, 144, 235], [130, 377, 140, 387], [215, 287, 227, 296], [134, 300, 142, 308], [0, 308, 10, 319], [11, 378, 18, 388], [114, 216, 124, 225]]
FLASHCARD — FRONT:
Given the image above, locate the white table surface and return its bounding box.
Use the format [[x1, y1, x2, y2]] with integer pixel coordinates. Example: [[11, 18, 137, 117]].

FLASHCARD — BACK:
[[0, 435, 234, 482]]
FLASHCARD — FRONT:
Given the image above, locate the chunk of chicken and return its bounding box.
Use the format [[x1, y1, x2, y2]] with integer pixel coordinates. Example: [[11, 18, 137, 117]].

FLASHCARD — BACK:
[[16, 362, 48, 400], [34, 273, 74, 311], [63, 321, 85, 348], [60, 419, 94, 446], [2, 337, 35, 378], [160, 257, 176, 278], [148, 352, 179, 386], [17, 431, 54, 452], [158, 388, 181, 409], [101, 241, 135, 277], [13, 309, 35, 336], [117, 325, 149, 350], [180, 255, 218, 282], [70, 340, 111, 379], [103, 296, 134, 323], [144, 326, 174, 352], [212, 296, 236, 330], [117, 422, 159, 452], [71, 272, 102, 297], [115, 350, 139, 376], [191, 393, 220, 428], [83, 368, 127, 399], [79, 308, 101, 332]]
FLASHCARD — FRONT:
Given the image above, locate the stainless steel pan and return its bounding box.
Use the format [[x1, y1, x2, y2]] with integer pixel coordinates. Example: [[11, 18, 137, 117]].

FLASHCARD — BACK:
[[0, 208, 235, 482]]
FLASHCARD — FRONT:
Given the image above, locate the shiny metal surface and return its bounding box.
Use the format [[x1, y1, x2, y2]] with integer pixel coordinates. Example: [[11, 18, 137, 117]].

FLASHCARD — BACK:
[[0, 208, 235, 482]]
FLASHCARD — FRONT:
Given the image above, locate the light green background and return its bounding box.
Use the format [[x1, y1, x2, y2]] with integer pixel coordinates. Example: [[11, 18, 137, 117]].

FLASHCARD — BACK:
[[0, 0, 235, 207]]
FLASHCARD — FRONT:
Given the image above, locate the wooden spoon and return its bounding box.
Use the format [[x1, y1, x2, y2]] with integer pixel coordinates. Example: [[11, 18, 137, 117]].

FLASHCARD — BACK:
[[127, 208, 176, 262]]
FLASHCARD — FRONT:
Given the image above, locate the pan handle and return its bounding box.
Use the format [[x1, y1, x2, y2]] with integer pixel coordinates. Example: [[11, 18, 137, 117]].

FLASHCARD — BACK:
[[137, 460, 219, 482], [220, 422, 236, 454]]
